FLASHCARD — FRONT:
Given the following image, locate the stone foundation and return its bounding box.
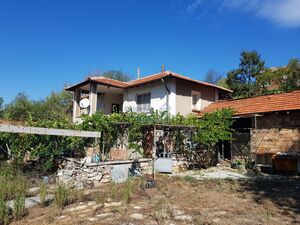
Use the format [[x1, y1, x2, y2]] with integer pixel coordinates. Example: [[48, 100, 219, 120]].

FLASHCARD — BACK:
[[57, 158, 152, 188]]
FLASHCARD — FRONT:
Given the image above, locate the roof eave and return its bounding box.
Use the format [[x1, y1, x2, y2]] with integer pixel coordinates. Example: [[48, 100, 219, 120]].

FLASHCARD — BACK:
[[65, 78, 127, 91]]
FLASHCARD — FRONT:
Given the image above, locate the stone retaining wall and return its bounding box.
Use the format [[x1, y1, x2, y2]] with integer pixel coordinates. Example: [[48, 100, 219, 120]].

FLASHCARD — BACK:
[[57, 158, 152, 188]]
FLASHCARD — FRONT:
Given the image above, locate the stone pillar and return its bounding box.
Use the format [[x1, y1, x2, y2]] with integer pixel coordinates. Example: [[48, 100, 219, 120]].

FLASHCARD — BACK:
[[89, 82, 97, 116], [73, 88, 81, 123]]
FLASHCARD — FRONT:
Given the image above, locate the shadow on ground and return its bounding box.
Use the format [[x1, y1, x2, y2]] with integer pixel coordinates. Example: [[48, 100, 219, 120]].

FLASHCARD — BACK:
[[238, 176, 300, 215]]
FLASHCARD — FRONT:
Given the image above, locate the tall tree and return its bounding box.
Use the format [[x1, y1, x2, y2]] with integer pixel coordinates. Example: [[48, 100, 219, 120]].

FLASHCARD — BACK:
[[204, 69, 223, 84], [226, 50, 265, 98]]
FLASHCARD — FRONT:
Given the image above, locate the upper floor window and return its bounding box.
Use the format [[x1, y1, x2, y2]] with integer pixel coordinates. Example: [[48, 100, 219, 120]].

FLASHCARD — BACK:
[[137, 93, 151, 112], [191, 91, 201, 110]]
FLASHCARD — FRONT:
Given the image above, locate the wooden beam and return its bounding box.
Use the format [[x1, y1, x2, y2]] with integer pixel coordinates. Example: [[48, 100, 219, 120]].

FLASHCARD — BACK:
[[0, 124, 101, 138]]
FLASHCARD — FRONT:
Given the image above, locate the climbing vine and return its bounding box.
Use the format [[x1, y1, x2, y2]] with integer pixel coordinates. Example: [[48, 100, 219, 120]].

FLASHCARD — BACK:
[[0, 108, 233, 171]]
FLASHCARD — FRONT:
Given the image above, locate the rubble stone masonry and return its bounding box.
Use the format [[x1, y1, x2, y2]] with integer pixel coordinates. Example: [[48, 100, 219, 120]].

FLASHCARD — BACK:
[[251, 110, 300, 155]]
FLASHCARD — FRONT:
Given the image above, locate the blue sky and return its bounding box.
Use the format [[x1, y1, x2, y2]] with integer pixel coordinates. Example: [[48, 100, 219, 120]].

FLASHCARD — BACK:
[[0, 0, 300, 103]]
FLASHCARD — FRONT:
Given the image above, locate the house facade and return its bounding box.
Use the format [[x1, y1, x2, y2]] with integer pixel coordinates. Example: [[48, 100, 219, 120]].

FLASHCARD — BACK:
[[66, 71, 232, 123]]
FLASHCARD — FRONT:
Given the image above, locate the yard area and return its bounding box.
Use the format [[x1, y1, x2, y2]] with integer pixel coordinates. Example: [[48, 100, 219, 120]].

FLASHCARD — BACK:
[[11, 172, 300, 225]]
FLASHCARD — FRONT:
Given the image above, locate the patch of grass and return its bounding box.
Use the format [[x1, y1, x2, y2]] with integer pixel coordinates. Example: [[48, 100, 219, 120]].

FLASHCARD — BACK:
[[53, 183, 70, 208], [39, 182, 48, 205], [53, 183, 85, 209], [109, 183, 120, 201], [13, 193, 26, 220], [0, 163, 28, 202], [182, 175, 197, 183], [0, 197, 9, 225], [44, 205, 61, 223], [0, 163, 28, 222], [69, 188, 84, 203], [123, 178, 133, 204]]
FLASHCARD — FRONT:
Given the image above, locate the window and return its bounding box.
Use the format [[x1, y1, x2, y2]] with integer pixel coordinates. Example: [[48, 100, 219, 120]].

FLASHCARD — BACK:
[[191, 91, 201, 110], [137, 93, 151, 112]]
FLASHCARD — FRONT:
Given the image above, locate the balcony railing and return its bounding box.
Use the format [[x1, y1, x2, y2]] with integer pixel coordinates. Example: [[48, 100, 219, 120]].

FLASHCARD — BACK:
[[124, 104, 151, 113], [136, 103, 151, 113]]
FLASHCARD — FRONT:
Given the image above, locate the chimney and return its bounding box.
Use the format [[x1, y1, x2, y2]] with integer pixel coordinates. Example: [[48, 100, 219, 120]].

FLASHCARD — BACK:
[[137, 67, 140, 79]]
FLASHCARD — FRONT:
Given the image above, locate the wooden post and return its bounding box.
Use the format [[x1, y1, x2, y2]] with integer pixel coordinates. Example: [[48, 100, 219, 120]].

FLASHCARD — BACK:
[[152, 125, 156, 180]]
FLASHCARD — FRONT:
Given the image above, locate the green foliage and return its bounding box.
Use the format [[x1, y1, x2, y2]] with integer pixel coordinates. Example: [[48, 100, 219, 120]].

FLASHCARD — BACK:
[[81, 108, 233, 158], [0, 119, 87, 171], [226, 50, 265, 98], [91, 69, 131, 82], [217, 78, 230, 89], [4, 93, 33, 121], [194, 109, 233, 150], [3, 90, 72, 122], [225, 50, 299, 98], [258, 58, 300, 93]]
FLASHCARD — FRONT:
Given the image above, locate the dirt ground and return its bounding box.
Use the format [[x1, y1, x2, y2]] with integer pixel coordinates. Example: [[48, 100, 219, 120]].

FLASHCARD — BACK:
[[11, 174, 300, 225]]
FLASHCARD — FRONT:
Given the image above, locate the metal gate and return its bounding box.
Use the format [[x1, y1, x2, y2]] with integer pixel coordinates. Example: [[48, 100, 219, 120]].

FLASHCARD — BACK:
[[153, 129, 173, 173]]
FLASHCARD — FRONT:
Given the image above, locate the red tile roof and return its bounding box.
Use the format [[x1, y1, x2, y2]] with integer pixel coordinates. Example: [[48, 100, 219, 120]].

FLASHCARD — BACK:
[[198, 90, 300, 116], [66, 71, 232, 92]]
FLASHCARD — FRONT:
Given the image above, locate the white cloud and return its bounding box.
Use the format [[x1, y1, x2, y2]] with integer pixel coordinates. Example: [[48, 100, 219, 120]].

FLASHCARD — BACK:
[[186, 0, 206, 14], [186, 0, 300, 27]]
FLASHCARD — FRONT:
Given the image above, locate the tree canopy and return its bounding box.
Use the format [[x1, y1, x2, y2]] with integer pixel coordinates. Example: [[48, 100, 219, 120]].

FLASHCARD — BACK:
[[258, 58, 300, 94], [99, 69, 131, 82], [212, 50, 300, 98], [226, 50, 265, 98], [2, 90, 73, 122]]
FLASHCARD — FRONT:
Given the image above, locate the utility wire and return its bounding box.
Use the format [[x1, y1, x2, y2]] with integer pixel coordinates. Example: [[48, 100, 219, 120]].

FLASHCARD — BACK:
[[140, 28, 299, 76]]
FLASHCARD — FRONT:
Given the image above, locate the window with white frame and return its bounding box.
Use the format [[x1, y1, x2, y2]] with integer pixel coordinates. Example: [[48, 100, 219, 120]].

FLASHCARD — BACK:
[[191, 91, 201, 110], [136, 93, 151, 112]]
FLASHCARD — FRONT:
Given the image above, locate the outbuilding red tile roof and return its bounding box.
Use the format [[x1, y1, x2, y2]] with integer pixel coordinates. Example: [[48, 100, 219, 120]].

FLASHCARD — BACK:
[[198, 90, 300, 116], [66, 71, 232, 92]]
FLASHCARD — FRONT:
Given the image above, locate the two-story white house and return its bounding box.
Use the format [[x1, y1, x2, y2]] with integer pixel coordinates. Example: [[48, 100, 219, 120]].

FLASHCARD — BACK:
[[66, 71, 232, 123]]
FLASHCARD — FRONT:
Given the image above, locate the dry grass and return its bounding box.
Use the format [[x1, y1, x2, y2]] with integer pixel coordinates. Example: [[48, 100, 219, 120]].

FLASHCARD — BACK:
[[11, 175, 300, 225]]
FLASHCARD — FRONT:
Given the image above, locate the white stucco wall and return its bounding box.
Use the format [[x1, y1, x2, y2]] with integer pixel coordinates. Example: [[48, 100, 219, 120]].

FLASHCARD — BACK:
[[123, 78, 176, 115]]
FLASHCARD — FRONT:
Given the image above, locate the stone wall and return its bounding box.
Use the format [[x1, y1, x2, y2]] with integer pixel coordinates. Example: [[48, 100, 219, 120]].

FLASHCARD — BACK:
[[251, 110, 300, 156], [57, 158, 152, 188]]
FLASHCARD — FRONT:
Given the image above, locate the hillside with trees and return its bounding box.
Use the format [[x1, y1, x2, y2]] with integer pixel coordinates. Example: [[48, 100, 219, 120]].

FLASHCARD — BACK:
[[218, 50, 300, 99]]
